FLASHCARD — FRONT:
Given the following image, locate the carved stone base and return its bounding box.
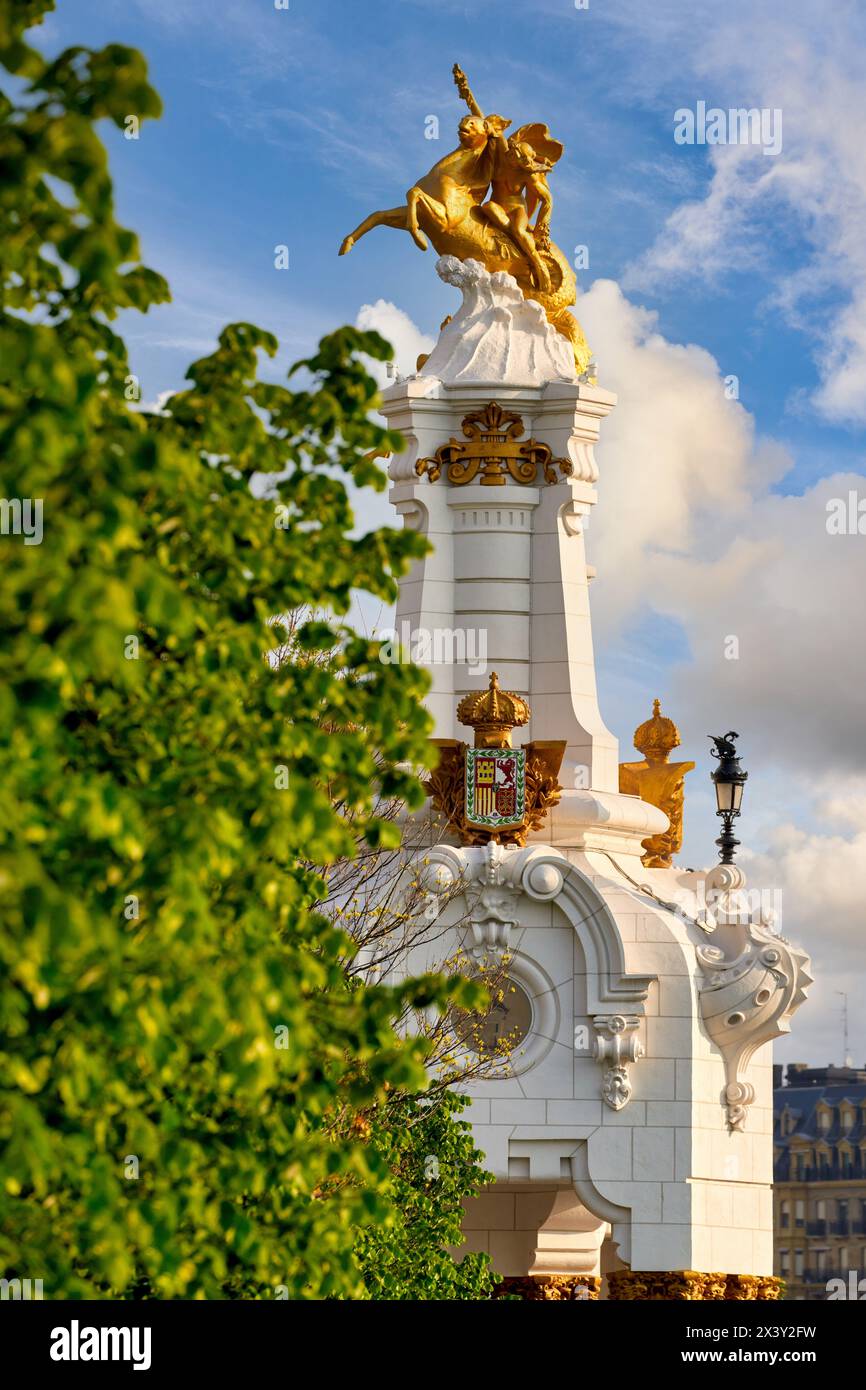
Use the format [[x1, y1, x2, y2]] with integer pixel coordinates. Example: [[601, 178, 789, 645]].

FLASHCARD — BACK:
[[495, 1275, 601, 1301], [607, 1271, 783, 1301]]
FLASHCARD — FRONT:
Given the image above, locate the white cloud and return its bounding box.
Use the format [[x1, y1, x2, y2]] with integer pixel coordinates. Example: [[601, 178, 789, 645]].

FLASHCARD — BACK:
[[749, 815, 866, 978], [654, 476, 866, 773], [355, 298, 435, 386], [135, 388, 176, 414], [622, 145, 773, 290], [613, 0, 866, 424], [569, 277, 866, 780], [576, 272, 866, 1061], [575, 278, 786, 627]]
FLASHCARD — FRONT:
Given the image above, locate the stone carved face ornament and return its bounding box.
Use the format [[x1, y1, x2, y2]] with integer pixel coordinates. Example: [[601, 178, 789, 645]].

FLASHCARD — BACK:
[[466, 841, 520, 959], [696, 865, 812, 1131], [421, 840, 541, 962], [419, 842, 568, 1077]]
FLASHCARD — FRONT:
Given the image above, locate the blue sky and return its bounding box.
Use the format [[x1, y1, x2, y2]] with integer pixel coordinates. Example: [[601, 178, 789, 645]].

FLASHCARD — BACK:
[[34, 0, 866, 1062], [43, 1, 864, 463]]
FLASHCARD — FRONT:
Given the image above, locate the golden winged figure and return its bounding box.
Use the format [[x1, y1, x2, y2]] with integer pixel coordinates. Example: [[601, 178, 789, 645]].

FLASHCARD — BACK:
[[338, 64, 591, 376]]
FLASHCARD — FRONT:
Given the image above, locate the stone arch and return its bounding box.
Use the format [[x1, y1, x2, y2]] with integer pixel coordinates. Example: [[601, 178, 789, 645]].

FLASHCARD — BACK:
[[519, 848, 655, 1012]]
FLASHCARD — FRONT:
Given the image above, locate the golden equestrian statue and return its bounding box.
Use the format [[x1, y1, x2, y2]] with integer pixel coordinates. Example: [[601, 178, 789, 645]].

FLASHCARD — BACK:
[[338, 64, 591, 376]]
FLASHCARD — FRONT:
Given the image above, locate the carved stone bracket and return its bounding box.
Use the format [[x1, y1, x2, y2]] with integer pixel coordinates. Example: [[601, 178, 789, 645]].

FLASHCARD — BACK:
[[466, 841, 520, 962], [592, 1014, 644, 1111], [696, 864, 812, 1131]]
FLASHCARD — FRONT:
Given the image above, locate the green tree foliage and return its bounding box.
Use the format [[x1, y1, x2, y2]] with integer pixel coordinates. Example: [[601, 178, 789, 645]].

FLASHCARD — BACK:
[[0, 0, 489, 1299], [354, 1091, 497, 1300]]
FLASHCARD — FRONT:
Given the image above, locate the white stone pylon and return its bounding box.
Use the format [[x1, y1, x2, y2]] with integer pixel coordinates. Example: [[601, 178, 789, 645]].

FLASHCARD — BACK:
[[382, 255, 812, 1288], [381, 256, 621, 795]]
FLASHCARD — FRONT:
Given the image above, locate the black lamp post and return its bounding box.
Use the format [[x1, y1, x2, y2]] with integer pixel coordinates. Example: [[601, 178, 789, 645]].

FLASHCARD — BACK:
[[708, 731, 748, 864]]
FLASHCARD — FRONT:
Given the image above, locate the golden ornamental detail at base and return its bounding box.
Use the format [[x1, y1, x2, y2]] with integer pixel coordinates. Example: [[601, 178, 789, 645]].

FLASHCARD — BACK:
[[495, 1275, 601, 1301], [606, 1271, 783, 1301]]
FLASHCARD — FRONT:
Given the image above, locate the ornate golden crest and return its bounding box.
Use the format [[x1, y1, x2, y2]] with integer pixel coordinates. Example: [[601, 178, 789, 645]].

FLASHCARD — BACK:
[[423, 672, 565, 847], [415, 402, 573, 488]]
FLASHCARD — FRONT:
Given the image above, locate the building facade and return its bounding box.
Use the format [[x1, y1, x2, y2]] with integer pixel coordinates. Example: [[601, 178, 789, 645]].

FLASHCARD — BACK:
[[774, 1064, 866, 1299]]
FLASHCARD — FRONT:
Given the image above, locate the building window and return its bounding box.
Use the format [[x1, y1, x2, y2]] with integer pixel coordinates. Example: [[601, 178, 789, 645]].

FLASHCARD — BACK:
[[817, 1199, 826, 1220], [779, 1249, 790, 1276], [840, 1246, 849, 1270], [780, 1200, 790, 1229], [819, 1109, 832, 1131], [794, 1249, 804, 1277], [795, 1200, 805, 1227]]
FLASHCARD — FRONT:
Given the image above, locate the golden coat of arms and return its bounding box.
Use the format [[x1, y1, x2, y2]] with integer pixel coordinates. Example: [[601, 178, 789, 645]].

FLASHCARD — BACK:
[[424, 673, 565, 847]]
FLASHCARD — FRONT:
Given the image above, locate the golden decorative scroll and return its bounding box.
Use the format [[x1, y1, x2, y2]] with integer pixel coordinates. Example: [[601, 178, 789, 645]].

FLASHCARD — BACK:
[[415, 402, 572, 488]]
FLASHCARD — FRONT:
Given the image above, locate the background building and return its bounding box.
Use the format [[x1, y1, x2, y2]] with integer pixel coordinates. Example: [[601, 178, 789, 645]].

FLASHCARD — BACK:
[[774, 1063, 866, 1298]]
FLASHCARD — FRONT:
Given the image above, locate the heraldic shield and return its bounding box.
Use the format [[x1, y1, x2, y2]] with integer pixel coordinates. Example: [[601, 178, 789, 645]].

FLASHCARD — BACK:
[[423, 673, 565, 847], [465, 747, 526, 830]]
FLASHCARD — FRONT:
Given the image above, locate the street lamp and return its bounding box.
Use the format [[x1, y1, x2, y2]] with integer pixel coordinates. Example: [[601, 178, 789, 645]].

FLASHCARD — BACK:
[[708, 731, 748, 864]]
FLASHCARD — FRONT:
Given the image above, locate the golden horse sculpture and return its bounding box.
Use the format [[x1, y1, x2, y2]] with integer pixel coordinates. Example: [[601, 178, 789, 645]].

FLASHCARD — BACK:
[[338, 64, 592, 376]]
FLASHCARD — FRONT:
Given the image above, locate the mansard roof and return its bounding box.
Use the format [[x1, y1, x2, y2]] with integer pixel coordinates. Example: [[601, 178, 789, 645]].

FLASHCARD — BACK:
[[774, 1083, 866, 1147]]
